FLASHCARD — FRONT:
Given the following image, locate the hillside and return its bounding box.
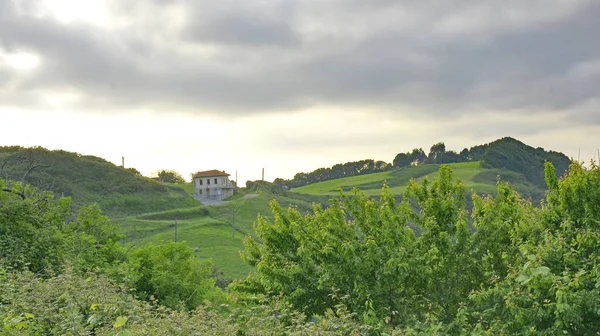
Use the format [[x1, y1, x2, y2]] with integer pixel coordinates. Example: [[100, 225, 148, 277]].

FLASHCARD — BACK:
[[291, 137, 572, 203], [0, 146, 198, 217], [115, 192, 315, 280], [291, 161, 499, 196]]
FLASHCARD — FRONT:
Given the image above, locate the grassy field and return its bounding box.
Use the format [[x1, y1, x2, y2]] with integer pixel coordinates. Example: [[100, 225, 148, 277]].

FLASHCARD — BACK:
[[114, 192, 316, 280], [291, 162, 496, 196], [115, 215, 253, 279]]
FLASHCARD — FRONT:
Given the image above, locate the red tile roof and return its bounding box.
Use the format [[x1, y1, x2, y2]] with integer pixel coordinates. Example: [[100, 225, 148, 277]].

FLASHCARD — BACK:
[[193, 169, 230, 178]]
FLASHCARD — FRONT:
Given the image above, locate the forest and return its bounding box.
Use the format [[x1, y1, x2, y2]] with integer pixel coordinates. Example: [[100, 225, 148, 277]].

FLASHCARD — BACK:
[[2, 156, 599, 334]]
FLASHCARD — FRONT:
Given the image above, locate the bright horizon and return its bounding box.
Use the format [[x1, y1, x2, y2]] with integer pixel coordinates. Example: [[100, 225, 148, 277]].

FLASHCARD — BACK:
[[2, 0, 600, 185]]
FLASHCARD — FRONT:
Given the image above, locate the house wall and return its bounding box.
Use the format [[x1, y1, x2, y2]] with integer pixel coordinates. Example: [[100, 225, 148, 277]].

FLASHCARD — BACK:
[[194, 176, 234, 200], [195, 176, 230, 189]]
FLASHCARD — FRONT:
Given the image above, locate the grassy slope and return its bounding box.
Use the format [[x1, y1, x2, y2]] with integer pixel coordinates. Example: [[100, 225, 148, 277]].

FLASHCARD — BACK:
[[115, 192, 315, 280], [292, 162, 494, 196], [116, 215, 253, 279], [0, 146, 198, 218]]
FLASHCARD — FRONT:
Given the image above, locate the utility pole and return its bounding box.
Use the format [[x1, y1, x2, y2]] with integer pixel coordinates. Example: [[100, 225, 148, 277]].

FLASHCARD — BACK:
[[231, 207, 235, 238], [174, 217, 178, 242]]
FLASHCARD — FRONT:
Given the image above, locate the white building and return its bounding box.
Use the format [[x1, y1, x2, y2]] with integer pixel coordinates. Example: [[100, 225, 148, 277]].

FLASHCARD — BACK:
[[192, 169, 235, 200]]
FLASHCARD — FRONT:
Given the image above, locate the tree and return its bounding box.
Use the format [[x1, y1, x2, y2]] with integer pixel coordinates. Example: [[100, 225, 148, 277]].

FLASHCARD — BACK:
[[157, 170, 185, 184], [239, 165, 483, 326], [460, 161, 600, 334], [427, 142, 446, 164], [124, 241, 217, 310], [407, 148, 427, 165], [0, 179, 70, 274], [393, 152, 411, 167], [62, 204, 125, 272]]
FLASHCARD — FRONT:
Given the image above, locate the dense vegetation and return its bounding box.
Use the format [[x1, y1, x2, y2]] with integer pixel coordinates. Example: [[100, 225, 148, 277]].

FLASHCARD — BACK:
[[0, 146, 198, 217], [237, 160, 600, 334], [156, 169, 186, 184], [2, 144, 598, 334]]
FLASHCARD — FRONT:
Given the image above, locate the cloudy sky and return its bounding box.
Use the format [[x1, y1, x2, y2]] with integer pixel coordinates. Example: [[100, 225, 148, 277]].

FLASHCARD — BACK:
[[1, 0, 599, 184]]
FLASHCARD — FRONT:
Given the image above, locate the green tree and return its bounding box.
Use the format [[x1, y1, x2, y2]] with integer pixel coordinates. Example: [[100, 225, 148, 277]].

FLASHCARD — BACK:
[[62, 204, 125, 272], [157, 170, 186, 184], [427, 142, 446, 163], [0, 180, 70, 274], [239, 165, 486, 327], [461, 161, 600, 334], [408, 148, 427, 165], [124, 241, 217, 310], [393, 152, 411, 167]]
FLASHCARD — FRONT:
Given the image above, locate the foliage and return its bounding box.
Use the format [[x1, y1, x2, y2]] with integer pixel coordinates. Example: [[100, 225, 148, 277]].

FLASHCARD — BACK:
[[121, 241, 219, 310], [240, 166, 477, 325], [157, 169, 186, 184], [0, 180, 69, 274], [246, 179, 287, 194], [392, 147, 428, 167], [0, 180, 128, 276], [0, 267, 374, 335], [481, 137, 571, 188], [240, 162, 600, 332], [62, 204, 126, 272], [0, 146, 197, 218]]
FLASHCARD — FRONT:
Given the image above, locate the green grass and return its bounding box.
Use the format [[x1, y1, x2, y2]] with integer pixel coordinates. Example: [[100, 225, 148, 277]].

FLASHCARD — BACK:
[[115, 216, 253, 279], [113, 192, 315, 280], [162, 182, 195, 195], [292, 170, 395, 196], [206, 193, 315, 238], [291, 162, 495, 196]]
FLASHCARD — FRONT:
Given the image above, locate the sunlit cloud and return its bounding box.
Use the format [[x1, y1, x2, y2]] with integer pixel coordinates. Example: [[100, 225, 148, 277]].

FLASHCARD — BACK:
[[1, 51, 40, 71]]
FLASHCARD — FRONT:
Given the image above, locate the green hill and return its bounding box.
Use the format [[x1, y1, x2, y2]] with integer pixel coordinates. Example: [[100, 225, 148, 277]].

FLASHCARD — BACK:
[[290, 137, 572, 203], [0, 146, 198, 217], [115, 192, 315, 280]]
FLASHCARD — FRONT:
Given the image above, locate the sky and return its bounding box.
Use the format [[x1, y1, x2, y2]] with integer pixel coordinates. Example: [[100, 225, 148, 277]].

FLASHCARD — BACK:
[[1, 0, 600, 185]]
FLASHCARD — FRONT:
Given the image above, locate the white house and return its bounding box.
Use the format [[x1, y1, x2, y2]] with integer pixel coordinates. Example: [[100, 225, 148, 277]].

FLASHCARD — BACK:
[[192, 169, 235, 200]]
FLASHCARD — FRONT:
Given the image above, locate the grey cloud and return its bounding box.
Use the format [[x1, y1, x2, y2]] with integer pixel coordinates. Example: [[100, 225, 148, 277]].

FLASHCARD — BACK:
[[185, 12, 299, 47], [1, 0, 600, 125]]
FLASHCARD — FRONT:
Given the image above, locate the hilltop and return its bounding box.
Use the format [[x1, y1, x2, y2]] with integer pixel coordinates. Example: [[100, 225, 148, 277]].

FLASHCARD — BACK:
[[287, 137, 572, 203], [0, 146, 198, 217]]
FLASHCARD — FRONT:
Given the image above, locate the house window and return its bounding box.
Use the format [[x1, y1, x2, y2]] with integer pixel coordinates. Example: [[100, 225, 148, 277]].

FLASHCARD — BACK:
[[214, 178, 218, 184], [207, 179, 210, 185], [199, 179, 203, 185]]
